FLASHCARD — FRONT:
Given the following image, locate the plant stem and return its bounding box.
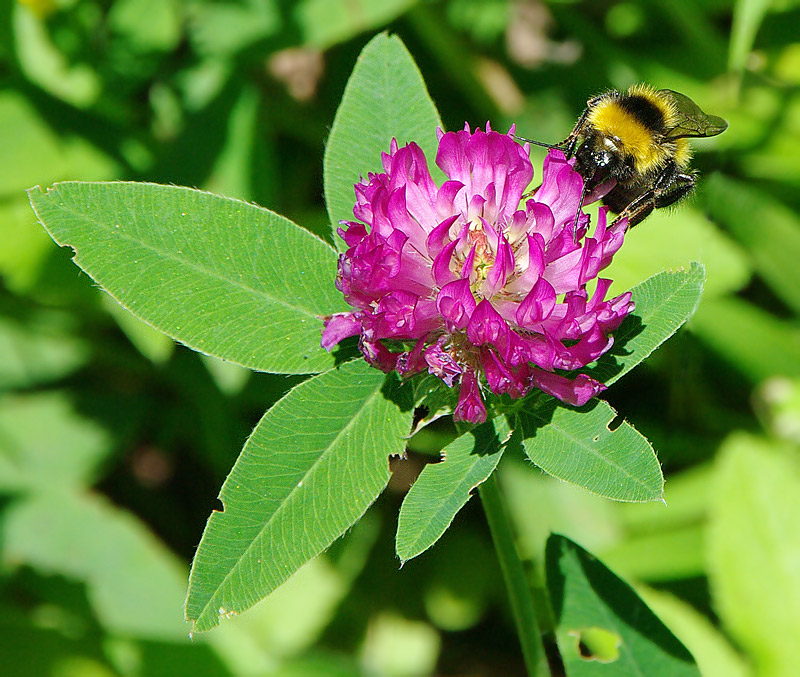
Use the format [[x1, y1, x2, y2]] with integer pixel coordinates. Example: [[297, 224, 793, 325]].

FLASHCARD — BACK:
[[479, 472, 545, 677]]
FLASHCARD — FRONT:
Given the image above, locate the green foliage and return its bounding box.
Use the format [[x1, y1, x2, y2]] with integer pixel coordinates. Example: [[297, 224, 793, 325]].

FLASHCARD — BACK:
[[0, 312, 88, 389], [589, 263, 705, 386], [324, 32, 442, 239], [2, 0, 798, 673], [3, 490, 190, 639], [519, 399, 663, 503], [705, 174, 800, 316], [396, 417, 516, 563], [185, 360, 413, 632], [547, 534, 701, 676], [0, 392, 110, 490], [29, 182, 345, 374], [707, 434, 800, 676]]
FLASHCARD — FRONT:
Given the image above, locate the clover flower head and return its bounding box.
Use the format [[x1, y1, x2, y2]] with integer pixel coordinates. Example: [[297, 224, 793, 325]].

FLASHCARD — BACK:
[[322, 124, 634, 423]]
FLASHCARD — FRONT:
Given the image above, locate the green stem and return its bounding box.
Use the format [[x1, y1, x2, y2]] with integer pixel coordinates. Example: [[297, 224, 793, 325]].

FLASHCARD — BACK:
[[479, 472, 546, 676]]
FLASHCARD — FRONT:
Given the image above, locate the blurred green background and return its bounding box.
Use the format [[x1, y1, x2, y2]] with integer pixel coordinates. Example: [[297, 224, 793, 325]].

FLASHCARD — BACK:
[[2, 0, 799, 675]]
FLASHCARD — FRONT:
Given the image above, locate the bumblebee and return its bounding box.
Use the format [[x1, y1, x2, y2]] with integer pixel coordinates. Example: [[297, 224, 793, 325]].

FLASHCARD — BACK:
[[525, 84, 728, 228]]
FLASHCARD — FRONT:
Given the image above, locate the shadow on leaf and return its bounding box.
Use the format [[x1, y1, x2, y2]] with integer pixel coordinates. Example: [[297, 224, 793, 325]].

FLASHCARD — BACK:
[[546, 534, 695, 666]]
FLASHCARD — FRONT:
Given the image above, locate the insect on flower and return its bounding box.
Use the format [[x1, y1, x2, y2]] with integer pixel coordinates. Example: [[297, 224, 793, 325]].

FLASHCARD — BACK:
[[322, 125, 635, 423], [519, 84, 728, 229]]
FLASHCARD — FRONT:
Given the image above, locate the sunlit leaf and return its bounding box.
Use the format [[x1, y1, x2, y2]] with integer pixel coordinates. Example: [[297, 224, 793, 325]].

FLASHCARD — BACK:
[[638, 587, 749, 677], [546, 534, 700, 676], [501, 459, 619, 561], [589, 263, 705, 387], [707, 433, 800, 677], [0, 91, 117, 197], [103, 295, 175, 364], [705, 174, 800, 316], [396, 417, 515, 563], [600, 526, 705, 581], [29, 181, 347, 374], [0, 313, 88, 390], [0, 392, 111, 491], [519, 399, 663, 502], [187, 0, 280, 57], [108, 0, 182, 53], [692, 297, 800, 382], [1, 491, 190, 639], [14, 5, 100, 107], [217, 516, 380, 662], [324, 32, 442, 245], [186, 360, 413, 632], [729, 0, 772, 71], [297, 0, 420, 49], [0, 197, 55, 293], [605, 208, 749, 299], [360, 612, 440, 677]]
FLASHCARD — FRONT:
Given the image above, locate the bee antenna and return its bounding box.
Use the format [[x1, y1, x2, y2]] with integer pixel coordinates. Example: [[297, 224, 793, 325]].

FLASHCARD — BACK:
[[513, 135, 565, 150]]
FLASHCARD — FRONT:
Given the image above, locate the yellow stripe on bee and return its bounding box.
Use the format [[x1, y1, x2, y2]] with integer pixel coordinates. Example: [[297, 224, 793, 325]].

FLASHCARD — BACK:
[[588, 98, 669, 173], [674, 138, 692, 169]]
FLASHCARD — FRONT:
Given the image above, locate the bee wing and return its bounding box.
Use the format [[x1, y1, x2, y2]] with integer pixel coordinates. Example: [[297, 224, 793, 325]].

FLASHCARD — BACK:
[[660, 89, 728, 139]]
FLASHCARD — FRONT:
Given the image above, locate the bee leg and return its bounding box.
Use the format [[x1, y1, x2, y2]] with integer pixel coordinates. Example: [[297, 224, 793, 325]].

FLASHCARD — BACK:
[[653, 172, 695, 209], [611, 167, 695, 228], [612, 194, 656, 228], [522, 183, 541, 200]]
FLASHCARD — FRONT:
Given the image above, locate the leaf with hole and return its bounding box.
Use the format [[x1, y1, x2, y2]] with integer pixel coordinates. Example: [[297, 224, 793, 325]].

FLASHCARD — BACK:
[[518, 399, 662, 502], [547, 534, 700, 675]]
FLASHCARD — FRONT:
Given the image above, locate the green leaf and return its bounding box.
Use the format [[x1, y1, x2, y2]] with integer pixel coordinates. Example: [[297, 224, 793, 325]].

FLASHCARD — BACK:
[[729, 0, 772, 71], [0, 90, 117, 198], [0, 313, 88, 390], [707, 433, 800, 677], [600, 525, 706, 581], [637, 588, 749, 677], [103, 294, 175, 364], [0, 196, 58, 293], [546, 534, 700, 676], [188, 0, 280, 57], [705, 174, 800, 316], [185, 360, 413, 633], [359, 612, 440, 676], [500, 458, 619, 561], [28, 181, 348, 375], [324, 32, 442, 244], [1, 490, 190, 639], [396, 417, 516, 563], [519, 399, 663, 503], [605, 208, 749, 300], [108, 0, 182, 53], [14, 7, 100, 108], [0, 392, 111, 491], [214, 517, 379, 664], [296, 0, 420, 50], [588, 263, 705, 387], [692, 297, 800, 382]]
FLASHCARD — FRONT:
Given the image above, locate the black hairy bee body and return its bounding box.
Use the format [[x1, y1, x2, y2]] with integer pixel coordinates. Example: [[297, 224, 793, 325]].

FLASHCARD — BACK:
[[522, 85, 728, 228]]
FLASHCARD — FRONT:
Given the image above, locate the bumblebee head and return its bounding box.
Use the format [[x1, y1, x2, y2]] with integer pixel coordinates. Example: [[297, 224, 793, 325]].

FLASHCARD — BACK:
[[575, 130, 633, 186]]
